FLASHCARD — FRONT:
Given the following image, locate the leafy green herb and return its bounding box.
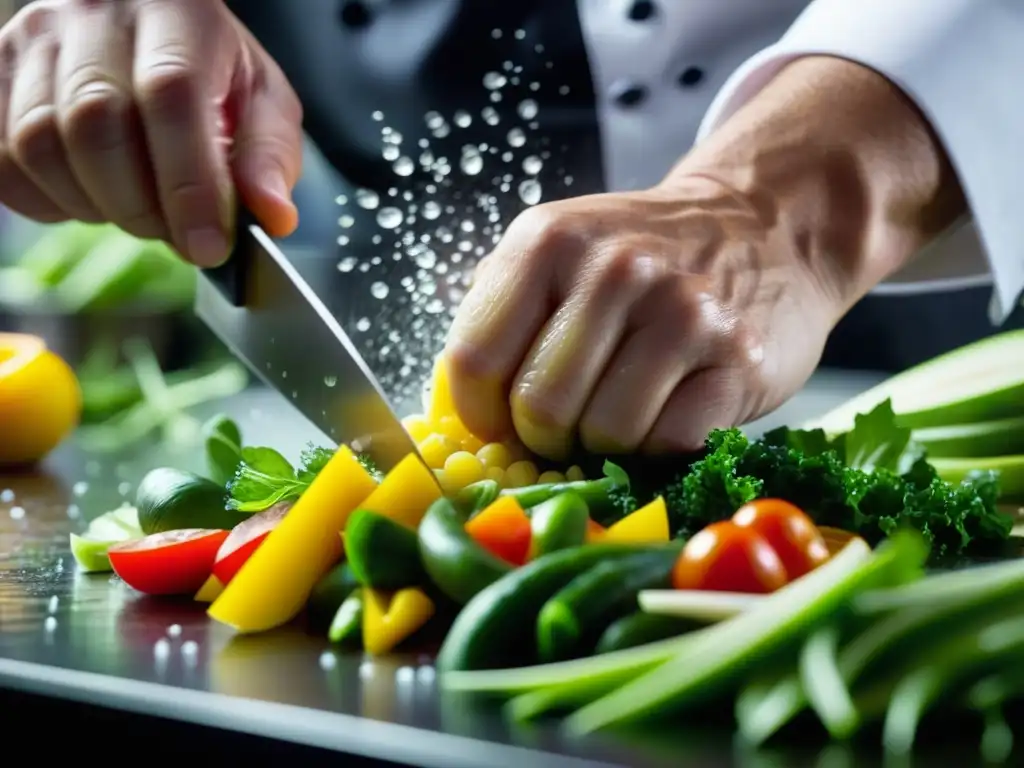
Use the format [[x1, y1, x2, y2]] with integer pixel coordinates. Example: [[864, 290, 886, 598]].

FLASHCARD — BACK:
[[228, 447, 306, 512], [203, 414, 243, 486], [226, 442, 382, 512], [653, 400, 1013, 564]]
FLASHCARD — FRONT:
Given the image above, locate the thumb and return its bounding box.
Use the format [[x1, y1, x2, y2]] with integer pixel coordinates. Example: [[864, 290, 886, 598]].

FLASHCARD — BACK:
[[229, 61, 303, 238]]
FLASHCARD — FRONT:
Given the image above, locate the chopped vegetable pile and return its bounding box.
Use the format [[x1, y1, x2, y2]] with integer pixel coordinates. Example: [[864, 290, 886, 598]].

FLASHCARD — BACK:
[[66, 330, 1024, 762]]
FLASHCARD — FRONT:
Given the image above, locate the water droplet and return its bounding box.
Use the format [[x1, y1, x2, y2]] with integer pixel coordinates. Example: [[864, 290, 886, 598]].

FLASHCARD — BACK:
[[339, 214, 355, 228], [382, 144, 400, 161], [324, 375, 337, 388], [564, 175, 574, 186], [335, 194, 348, 205], [66, 504, 80, 519], [44, 616, 57, 632], [517, 99, 538, 120], [181, 640, 199, 660], [371, 110, 384, 121], [460, 220, 475, 233], [483, 72, 507, 90], [523, 155, 543, 175], [9, 505, 24, 520], [370, 281, 390, 299], [415, 250, 437, 269], [337, 257, 357, 272], [535, 43, 545, 53], [337, 235, 350, 246], [0, 489, 13, 503], [393, 156, 414, 176], [48, 596, 59, 613], [422, 201, 441, 220], [460, 147, 484, 176], [355, 189, 379, 209], [117, 481, 131, 496], [559, 85, 570, 95], [502, 151, 513, 162], [319, 651, 338, 670], [72, 481, 88, 497], [507, 128, 526, 148], [377, 207, 403, 229], [167, 623, 182, 638], [356, 317, 372, 332], [454, 110, 472, 128], [529, 81, 541, 92], [518, 179, 542, 205], [490, 92, 502, 103], [482, 107, 500, 125]]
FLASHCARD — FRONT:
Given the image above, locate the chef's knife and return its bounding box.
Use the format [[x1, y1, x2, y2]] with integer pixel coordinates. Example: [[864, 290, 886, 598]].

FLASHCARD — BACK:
[[194, 208, 420, 473]]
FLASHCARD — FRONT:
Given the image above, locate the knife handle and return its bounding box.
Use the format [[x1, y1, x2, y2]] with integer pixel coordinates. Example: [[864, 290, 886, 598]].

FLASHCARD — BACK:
[[201, 206, 259, 307]]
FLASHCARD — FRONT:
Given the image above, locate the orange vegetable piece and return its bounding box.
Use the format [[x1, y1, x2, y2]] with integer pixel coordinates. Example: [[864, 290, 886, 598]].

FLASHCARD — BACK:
[[464, 496, 532, 566]]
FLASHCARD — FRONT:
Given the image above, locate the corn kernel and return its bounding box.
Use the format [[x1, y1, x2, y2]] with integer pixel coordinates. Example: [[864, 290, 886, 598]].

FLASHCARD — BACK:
[[401, 414, 432, 443], [476, 442, 512, 471], [418, 433, 459, 469], [537, 470, 565, 484], [504, 460, 539, 489], [442, 451, 486, 492], [484, 466, 505, 487], [565, 465, 585, 482]]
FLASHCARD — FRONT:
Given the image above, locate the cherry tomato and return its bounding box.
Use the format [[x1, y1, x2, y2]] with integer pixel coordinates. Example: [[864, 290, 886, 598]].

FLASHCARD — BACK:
[[109, 529, 229, 596], [213, 502, 290, 585], [732, 499, 830, 579], [671, 521, 788, 594]]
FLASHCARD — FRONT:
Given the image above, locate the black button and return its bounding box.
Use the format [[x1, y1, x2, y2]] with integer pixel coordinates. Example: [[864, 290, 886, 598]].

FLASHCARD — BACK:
[[611, 82, 647, 108], [627, 0, 657, 22], [678, 67, 705, 87], [339, 0, 373, 28]]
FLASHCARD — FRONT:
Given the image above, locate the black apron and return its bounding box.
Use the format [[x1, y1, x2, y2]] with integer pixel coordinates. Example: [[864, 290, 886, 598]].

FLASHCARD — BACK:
[[228, 0, 1023, 384]]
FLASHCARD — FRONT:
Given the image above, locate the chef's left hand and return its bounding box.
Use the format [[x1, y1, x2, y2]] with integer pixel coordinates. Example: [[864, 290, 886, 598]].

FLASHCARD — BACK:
[[443, 56, 965, 460]]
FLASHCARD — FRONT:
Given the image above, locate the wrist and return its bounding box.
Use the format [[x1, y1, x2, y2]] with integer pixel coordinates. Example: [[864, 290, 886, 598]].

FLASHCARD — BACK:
[[662, 55, 966, 314]]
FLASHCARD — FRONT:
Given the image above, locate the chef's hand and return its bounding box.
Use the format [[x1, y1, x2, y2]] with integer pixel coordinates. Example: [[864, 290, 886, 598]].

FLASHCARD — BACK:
[[444, 57, 965, 460], [0, 0, 302, 266]]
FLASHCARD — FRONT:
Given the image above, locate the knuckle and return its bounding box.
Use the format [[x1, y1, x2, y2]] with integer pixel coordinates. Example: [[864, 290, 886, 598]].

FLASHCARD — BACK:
[[116, 210, 168, 241], [9, 105, 61, 168], [444, 339, 495, 382], [511, 203, 577, 252], [513, 384, 573, 433], [12, 4, 56, 38], [60, 78, 130, 151], [720, 319, 766, 371], [134, 59, 198, 116]]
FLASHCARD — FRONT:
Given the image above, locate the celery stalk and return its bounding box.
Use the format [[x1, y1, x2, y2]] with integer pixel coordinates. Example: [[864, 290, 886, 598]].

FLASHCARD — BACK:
[[563, 535, 910, 735]]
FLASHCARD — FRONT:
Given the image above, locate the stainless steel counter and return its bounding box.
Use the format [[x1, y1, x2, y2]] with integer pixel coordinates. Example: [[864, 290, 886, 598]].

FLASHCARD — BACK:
[[1, 373, 896, 768]]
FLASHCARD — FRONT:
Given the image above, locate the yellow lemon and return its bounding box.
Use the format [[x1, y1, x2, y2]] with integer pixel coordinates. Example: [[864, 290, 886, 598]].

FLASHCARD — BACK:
[[0, 333, 82, 466]]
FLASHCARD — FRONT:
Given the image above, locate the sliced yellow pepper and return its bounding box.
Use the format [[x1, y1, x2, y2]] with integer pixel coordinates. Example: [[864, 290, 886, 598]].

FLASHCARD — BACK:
[[602, 496, 670, 544], [208, 446, 377, 633], [362, 587, 435, 656], [194, 574, 224, 603], [358, 453, 441, 529]]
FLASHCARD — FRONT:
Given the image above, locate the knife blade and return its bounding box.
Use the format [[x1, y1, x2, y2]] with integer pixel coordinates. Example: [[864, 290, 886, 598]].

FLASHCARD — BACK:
[[194, 209, 420, 473]]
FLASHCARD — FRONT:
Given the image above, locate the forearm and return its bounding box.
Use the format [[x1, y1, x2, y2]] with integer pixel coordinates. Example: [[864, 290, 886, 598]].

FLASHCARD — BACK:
[[662, 56, 965, 314]]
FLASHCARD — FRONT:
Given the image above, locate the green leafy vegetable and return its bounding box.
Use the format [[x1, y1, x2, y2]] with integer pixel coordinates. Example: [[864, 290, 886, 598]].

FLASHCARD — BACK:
[[227, 442, 381, 512], [651, 400, 1012, 564], [203, 414, 243, 485]]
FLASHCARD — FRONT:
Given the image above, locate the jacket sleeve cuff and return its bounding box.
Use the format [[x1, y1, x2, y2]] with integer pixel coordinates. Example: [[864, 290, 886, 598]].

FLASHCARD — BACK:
[[696, 0, 1024, 324]]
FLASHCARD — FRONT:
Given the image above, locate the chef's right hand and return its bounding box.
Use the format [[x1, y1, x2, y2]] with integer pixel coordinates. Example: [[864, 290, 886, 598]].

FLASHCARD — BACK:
[[0, 0, 303, 266]]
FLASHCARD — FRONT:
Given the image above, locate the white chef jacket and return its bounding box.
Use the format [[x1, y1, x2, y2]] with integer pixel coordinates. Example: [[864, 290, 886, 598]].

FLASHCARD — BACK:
[[578, 0, 1024, 323]]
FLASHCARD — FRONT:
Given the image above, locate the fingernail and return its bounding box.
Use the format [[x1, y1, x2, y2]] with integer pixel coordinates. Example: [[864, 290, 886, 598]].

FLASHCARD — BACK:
[[263, 172, 290, 203], [186, 227, 229, 268]]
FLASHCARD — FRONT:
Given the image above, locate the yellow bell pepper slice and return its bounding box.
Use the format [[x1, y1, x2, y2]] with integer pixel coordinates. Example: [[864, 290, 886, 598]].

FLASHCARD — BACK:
[[194, 574, 224, 603], [362, 587, 435, 656], [602, 496, 670, 544], [358, 453, 441, 529], [0, 332, 81, 466], [208, 445, 377, 633]]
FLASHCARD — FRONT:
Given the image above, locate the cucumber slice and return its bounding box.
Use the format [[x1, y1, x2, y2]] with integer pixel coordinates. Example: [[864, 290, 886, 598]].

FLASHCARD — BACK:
[[807, 329, 1024, 433]]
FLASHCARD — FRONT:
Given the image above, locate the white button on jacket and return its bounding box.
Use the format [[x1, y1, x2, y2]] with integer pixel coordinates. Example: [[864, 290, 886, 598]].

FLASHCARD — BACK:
[[578, 0, 1024, 323]]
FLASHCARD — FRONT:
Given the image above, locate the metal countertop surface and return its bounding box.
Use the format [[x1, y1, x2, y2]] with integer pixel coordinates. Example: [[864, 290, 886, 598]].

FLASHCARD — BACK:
[[0, 372, 922, 768]]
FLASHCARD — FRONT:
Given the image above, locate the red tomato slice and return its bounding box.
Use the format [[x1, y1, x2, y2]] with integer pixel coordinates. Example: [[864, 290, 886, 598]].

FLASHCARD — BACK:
[[109, 529, 230, 596], [672, 521, 788, 594], [212, 502, 291, 585], [732, 499, 830, 579]]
